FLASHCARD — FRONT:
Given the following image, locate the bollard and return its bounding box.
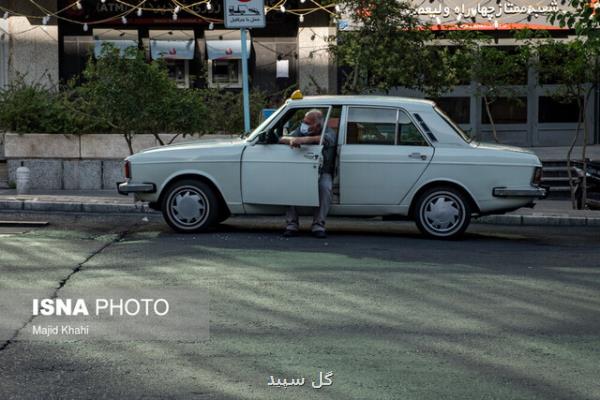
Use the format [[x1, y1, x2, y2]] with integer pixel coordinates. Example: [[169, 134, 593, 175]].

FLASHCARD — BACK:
[[16, 162, 30, 195]]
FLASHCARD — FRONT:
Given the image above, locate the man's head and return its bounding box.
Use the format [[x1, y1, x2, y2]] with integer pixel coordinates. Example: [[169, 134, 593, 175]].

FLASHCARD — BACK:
[[300, 109, 324, 136]]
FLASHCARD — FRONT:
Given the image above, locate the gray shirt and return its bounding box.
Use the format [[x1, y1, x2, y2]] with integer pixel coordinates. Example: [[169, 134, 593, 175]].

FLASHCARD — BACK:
[[290, 126, 337, 175]]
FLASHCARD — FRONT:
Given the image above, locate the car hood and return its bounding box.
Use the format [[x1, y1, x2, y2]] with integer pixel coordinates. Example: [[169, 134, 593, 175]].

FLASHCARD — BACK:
[[127, 137, 246, 162]]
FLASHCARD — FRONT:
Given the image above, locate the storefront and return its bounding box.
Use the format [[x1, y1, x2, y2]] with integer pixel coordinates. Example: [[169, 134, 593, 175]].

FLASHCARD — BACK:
[[57, 0, 336, 99], [339, 0, 599, 148]]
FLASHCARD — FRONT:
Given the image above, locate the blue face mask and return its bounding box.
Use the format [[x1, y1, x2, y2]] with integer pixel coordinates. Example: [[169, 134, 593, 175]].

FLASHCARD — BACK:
[[299, 122, 310, 136]]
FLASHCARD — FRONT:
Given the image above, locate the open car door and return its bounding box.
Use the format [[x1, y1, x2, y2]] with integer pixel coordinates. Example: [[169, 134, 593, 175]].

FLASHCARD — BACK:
[[241, 143, 322, 206]]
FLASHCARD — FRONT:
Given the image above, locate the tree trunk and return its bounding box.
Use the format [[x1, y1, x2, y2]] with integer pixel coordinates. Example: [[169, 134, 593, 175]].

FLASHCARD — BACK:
[[566, 95, 583, 209], [483, 96, 499, 143], [153, 133, 165, 146], [125, 133, 134, 155]]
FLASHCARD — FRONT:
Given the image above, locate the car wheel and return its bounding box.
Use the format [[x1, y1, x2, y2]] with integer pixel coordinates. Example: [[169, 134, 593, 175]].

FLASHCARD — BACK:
[[161, 179, 219, 233], [414, 186, 471, 239]]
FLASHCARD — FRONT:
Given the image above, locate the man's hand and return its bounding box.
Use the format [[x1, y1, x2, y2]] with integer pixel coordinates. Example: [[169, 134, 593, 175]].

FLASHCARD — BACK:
[[279, 135, 321, 148]]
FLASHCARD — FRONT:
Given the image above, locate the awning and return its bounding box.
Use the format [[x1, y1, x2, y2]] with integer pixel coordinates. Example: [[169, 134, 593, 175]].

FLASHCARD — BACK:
[[149, 30, 195, 60], [93, 29, 138, 59], [150, 40, 194, 60], [206, 39, 251, 60]]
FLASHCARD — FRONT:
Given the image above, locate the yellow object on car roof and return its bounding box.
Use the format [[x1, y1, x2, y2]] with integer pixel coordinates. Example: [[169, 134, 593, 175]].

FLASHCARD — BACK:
[[290, 90, 303, 100]]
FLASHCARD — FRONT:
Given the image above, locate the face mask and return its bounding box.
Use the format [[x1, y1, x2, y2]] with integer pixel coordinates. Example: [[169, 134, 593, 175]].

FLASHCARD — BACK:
[[299, 122, 310, 135]]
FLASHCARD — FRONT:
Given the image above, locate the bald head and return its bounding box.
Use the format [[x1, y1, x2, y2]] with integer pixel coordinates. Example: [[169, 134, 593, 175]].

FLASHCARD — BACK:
[[303, 109, 324, 135]]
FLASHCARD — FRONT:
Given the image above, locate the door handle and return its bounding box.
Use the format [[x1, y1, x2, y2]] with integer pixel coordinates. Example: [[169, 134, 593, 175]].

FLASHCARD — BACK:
[[409, 152, 427, 161], [304, 152, 319, 160]]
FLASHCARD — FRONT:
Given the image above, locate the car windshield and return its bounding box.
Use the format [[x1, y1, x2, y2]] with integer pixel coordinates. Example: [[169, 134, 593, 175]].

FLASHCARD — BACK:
[[243, 104, 287, 141], [434, 106, 474, 143]]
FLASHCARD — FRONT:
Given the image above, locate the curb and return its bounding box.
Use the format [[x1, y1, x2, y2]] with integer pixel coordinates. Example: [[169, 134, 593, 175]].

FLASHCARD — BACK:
[[0, 199, 598, 226], [0, 200, 159, 214], [476, 214, 600, 226]]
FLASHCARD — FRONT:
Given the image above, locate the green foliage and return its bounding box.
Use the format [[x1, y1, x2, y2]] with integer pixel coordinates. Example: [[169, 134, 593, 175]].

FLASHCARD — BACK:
[[0, 44, 268, 143], [332, 0, 456, 95], [0, 76, 80, 133]]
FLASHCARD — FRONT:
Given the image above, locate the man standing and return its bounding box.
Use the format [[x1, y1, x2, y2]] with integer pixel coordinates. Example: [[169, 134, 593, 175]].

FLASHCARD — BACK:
[[279, 109, 337, 239]]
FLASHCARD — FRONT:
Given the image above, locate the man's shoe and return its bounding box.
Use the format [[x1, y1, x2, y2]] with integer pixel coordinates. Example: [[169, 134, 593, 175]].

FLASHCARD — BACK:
[[311, 230, 327, 239], [282, 229, 299, 238]]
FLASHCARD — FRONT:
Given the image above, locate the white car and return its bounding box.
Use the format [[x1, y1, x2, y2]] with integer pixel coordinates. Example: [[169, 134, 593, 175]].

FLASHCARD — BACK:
[[118, 93, 546, 239]]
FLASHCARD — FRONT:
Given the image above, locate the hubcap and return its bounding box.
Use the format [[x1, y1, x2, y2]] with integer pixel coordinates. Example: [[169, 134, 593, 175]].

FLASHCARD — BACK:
[[168, 187, 208, 227], [422, 193, 464, 234]]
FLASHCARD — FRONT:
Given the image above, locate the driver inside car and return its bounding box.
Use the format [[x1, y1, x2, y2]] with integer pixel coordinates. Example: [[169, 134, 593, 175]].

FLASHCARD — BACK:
[[279, 109, 337, 239]]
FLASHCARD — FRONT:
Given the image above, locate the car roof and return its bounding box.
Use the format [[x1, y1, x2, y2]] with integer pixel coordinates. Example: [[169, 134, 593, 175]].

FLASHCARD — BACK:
[[291, 95, 436, 111]]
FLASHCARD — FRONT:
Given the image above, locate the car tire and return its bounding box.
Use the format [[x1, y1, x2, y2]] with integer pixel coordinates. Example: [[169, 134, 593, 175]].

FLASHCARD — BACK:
[[414, 186, 471, 239], [161, 179, 219, 233]]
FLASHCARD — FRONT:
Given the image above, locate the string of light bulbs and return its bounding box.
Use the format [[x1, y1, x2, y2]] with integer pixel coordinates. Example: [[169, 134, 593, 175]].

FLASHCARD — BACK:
[[1, 0, 343, 32]]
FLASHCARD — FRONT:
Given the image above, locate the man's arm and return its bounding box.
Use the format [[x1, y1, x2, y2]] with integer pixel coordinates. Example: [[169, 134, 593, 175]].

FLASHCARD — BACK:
[[280, 134, 321, 147]]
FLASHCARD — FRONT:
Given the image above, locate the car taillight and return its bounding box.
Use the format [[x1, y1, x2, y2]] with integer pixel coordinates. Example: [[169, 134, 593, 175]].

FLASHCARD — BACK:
[[124, 160, 131, 179], [532, 167, 542, 185]]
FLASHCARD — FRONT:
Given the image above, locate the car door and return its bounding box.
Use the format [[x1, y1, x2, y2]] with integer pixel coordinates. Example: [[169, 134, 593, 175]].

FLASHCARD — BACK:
[[241, 106, 330, 207], [339, 107, 434, 205]]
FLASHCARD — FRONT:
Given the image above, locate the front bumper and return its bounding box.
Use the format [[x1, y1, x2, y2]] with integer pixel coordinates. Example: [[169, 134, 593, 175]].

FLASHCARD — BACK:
[[117, 181, 156, 196], [493, 187, 547, 199]]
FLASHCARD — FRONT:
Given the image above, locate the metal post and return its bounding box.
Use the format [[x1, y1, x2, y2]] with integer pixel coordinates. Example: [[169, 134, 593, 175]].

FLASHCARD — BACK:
[[241, 28, 251, 133]]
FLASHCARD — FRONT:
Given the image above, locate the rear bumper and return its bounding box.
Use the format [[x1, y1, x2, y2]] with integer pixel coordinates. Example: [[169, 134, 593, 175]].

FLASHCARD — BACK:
[[493, 187, 547, 199], [117, 181, 156, 196]]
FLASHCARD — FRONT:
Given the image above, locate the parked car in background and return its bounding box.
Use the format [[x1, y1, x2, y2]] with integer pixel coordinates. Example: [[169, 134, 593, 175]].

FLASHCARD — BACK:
[[118, 92, 546, 239]]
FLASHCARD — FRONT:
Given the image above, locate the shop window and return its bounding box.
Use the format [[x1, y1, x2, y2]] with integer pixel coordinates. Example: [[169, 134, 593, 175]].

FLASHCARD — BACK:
[[431, 97, 470, 124], [538, 97, 582, 123], [481, 97, 527, 124], [166, 60, 190, 89], [208, 59, 242, 88]]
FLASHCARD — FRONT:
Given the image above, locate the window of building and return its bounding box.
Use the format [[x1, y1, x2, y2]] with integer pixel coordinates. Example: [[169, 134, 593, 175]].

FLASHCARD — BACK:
[[538, 97, 582, 123], [209, 59, 241, 87], [206, 31, 251, 89], [481, 97, 528, 124], [431, 97, 471, 124], [149, 31, 195, 89]]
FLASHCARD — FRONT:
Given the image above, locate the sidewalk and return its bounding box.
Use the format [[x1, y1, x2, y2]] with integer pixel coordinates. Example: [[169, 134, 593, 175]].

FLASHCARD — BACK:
[[0, 189, 598, 226]]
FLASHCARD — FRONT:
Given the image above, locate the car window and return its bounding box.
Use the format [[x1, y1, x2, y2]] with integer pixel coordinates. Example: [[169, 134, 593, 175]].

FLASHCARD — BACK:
[[346, 107, 397, 145], [398, 110, 429, 146], [271, 107, 330, 139]]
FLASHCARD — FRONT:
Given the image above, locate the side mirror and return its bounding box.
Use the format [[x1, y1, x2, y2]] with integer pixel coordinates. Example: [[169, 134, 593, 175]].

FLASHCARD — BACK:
[[257, 130, 279, 144]]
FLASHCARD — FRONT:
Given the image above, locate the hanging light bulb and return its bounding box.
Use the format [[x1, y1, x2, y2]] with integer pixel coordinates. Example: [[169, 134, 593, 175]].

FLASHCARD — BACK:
[[456, 13, 462, 22], [76, 1, 82, 10], [209, 22, 214, 30], [435, 16, 441, 25], [280, 4, 286, 12], [42, 15, 50, 25], [206, 2, 212, 11], [174, 5, 181, 14], [494, 19, 499, 28], [2, 11, 9, 20], [83, 23, 88, 32], [335, 4, 341, 13], [101, 0, 106, 3], [172, 12, 178, 20], [299, 14, 304, 22], [121, 16, 127, 24], [300, 0, 306, 3], [137, 8, 142, 16]]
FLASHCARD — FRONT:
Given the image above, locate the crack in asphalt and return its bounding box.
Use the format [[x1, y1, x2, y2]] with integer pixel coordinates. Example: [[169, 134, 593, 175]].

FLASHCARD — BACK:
[[0, 225, 136, 353]]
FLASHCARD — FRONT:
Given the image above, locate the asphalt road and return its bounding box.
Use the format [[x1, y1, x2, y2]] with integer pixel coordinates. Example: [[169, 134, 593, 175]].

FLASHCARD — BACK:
[[0, 213, 599, 400]]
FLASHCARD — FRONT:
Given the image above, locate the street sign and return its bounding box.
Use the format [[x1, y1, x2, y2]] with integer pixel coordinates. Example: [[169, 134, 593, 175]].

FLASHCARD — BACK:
[[224, 0, 266, 29]]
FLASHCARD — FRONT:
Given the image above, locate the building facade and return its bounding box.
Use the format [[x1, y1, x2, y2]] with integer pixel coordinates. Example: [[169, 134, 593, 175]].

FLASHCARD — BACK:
[[0, 0, 598, 149]]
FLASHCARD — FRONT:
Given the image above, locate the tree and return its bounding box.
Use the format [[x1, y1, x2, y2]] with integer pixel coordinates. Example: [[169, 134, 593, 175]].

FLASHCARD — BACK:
[[448, 31, 531, 143], [528, 37, 599, 208], [549, 3, 600, 208], [330, 0, 459, 96]]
